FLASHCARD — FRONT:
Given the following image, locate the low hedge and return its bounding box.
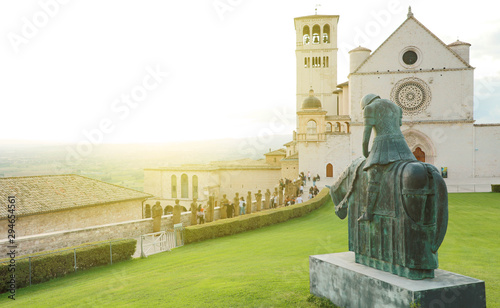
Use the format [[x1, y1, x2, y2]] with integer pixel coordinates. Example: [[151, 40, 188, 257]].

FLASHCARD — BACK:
[[0, 238, 136, 293], [492, 184, 500, 193], [184, 188, 330, 244]]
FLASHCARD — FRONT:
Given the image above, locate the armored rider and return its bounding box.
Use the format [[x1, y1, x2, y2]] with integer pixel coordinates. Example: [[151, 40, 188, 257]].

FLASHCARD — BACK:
[[358, 94, 417, 222]]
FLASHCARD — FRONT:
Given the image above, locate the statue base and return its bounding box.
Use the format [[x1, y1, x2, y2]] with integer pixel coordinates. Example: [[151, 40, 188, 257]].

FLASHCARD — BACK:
[[309, 252, 486, 308]]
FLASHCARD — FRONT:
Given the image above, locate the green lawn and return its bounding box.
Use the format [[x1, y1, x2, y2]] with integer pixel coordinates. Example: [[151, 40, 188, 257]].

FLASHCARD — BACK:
[[1, 193, 499, 307]]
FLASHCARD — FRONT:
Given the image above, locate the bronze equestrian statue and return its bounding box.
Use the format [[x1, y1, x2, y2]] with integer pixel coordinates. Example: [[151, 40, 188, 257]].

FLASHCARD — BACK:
[[329, 94, 448, 280]]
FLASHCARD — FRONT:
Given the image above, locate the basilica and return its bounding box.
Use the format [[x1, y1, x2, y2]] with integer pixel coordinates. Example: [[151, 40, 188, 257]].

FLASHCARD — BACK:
[[287, 7, 500, 193], [144, 8, 500, 208]]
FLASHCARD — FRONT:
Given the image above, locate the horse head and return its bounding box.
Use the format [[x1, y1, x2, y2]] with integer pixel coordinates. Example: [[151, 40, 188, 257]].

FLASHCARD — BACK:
[[328, 157, 366, 219]]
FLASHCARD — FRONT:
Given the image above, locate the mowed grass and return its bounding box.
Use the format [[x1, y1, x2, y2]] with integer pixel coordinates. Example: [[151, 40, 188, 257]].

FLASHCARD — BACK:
[[1, 193, 499, 307]]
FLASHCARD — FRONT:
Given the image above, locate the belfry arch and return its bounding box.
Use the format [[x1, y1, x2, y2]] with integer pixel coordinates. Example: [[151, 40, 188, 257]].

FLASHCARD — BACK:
[[402, 129, 436, 165]]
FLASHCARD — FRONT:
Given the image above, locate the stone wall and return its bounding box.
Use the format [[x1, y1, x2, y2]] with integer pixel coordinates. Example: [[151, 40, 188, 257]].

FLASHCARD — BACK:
[[0, 210, 212, 257], [0, 199, 144, 239]]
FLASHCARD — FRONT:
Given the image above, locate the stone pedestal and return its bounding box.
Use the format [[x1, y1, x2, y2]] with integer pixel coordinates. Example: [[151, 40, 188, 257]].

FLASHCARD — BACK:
[[309, 252, 485, 308]]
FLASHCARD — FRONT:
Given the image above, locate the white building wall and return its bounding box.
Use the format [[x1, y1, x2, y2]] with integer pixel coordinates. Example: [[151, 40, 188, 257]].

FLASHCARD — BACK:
[[298, 134, 351, 181], [219, 169, 281, 199], [474, 125, 500, 178]]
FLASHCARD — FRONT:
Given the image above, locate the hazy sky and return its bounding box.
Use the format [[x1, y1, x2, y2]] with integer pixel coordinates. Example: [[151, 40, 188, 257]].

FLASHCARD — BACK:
[[1, 0, 499, 144]]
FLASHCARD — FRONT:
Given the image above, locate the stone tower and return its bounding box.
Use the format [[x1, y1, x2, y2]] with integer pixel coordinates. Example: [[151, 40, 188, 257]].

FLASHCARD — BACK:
[[294, 14, 339, 126]]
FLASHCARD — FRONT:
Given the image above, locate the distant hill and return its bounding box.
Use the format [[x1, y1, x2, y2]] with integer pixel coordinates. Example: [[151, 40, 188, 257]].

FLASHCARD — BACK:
[[0, 134, 292, 190]]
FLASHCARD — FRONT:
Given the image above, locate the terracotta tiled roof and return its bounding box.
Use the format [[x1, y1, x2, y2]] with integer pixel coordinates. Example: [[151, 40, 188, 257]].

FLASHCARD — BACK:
[[264, 149, 286, 156], [349, 46, 371, 53], [448, 40, 471, 47], [282, 153, 299, 161], [0, 174, 152, 219]]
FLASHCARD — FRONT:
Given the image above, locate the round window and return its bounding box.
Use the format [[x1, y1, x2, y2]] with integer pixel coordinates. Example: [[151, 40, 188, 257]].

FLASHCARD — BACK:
[[402, 50, 418, 65]]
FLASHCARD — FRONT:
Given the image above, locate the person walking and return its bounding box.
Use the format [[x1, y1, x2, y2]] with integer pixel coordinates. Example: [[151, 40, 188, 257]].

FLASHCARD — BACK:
[[239, 197, 246, 215]]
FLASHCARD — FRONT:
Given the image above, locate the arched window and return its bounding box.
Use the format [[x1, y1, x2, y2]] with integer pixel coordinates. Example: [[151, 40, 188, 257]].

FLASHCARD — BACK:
[[312, 25, 320, 44], [318, 57, 321, 67], [303, 25, 310, 45], [145, 204, 151, 218], [326, 163, 333, 177], [326, 122, 332, 132], [304, 57, 308, 68], [307, 120, 317, 134], [165, 205, 173, 215], [323, 24, 330, 43], [171, 175, 177, 198], [413, 147, 425, 162], [335, 122, 341, 132], [181, 174, 189, 198], [345, 122, 350, 133], [326, 56, 329, 67], [192, 175, 198, 199]]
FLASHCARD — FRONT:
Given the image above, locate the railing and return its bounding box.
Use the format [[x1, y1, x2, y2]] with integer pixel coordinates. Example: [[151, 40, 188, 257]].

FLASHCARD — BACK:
[[0, 239, 125, 287], [140, 224, 184, 258]]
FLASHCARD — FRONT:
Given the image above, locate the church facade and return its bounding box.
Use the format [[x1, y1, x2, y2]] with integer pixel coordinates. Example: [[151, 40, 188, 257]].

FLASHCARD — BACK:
[[288, 8, 500, 192]]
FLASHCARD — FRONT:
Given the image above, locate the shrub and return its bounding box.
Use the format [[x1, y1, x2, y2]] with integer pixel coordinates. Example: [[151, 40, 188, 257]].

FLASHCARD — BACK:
[[184, 188, 329, 244], [492, 184, 500, 193], [0, 238, 136, 293]]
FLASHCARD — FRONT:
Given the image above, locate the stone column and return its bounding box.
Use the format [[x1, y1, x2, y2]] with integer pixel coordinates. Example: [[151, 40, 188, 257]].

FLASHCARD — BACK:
[[279, 187, 284, 206], [233, 193, 240, 217], [152, 201, 163, 232], [190, 198, 198, 226], [207, 195, 215, 222], [220, 194, 229, 219], [255, 190, 262, 211], [173, 199, 181, 225], [264, 189, 270, 209], [246, 191, 252, 214]]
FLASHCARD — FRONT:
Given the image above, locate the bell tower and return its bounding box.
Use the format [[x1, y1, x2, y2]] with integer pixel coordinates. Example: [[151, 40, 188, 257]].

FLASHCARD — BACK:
[[294, 14, 339, 127]]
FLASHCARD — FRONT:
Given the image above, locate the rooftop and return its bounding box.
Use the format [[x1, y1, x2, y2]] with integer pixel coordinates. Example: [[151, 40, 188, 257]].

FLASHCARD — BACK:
[[0, 174, 152, 219]]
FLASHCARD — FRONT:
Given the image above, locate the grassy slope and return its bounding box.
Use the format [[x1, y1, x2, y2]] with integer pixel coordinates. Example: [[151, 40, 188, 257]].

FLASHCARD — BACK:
[[1, 193, 498, 307]]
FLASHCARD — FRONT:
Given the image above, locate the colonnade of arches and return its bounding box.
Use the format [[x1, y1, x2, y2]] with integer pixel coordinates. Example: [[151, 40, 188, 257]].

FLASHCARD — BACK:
[[306, 120, 350, 134], [302, 24, 330, 45], [170, 174, 198, 199], [143, 203, 189, 218]]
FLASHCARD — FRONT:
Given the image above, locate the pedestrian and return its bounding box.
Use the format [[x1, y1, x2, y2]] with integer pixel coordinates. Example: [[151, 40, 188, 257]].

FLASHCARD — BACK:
[[239, 197, 246, 215], [314, 185, 319, 197], [296, 195, 303, 204], [197, 204, 205, 224]]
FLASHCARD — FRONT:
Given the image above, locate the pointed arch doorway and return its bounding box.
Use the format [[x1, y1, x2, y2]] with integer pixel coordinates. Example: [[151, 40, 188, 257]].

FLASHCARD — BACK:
[[413, 147, 425, 162]]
